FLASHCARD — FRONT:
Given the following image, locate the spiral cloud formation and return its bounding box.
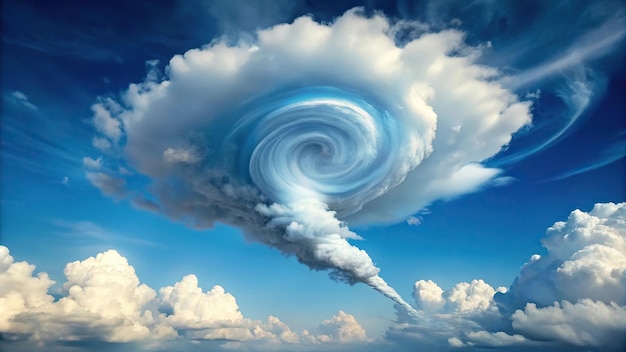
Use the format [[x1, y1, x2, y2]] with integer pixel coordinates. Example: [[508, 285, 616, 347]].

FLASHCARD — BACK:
[[88, 9, 532, 313]]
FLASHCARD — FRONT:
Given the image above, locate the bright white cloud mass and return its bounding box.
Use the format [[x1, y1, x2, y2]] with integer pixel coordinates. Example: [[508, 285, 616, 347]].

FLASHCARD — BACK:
[[2, 1, 625, 352], [389, 202, 626, 351], [0, 245, 368, 351], [85, 8, 531, 316], [1, 202, 624, 351]]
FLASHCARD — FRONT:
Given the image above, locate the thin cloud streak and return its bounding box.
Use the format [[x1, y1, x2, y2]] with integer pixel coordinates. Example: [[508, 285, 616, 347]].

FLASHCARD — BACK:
[[507, 14, 626, 90]]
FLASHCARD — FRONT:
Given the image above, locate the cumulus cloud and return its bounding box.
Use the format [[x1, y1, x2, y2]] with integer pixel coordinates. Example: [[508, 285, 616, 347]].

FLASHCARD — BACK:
[[0, 246, 55, 335], [497, 202, 626, 310], [413, 279, 445, 312], [413, 279, 506, 315], [389, 202, 626, 351], [386, 278, 510, 350], [305, 311, 369, 344], [511, 299, 626, 349], [0, 245, 368, 351], [86, 8, 532, 314], [447, 280, 506, 314], [157, 274, 243, 330], [56, 250, 156, 342]]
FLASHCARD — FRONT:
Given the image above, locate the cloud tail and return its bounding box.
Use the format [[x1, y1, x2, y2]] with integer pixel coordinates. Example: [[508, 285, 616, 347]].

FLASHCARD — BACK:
[[257, 199, 417, 315], [365, 276, 419, 317]]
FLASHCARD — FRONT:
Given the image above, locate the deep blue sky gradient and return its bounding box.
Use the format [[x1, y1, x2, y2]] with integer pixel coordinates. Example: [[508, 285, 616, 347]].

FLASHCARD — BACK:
[[1, 0, 625, 341]]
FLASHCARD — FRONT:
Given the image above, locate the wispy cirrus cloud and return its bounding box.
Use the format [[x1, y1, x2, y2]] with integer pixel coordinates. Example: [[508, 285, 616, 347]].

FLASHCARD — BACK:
[[53, 220, 159, 247], [5, 91, 38, 111]]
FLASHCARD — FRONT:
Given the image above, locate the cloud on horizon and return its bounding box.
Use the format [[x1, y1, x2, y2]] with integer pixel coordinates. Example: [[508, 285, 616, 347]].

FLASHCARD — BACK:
[[0, 245, 369, 352], [388, 202, 626, 351], [2, 202, 624, 351]]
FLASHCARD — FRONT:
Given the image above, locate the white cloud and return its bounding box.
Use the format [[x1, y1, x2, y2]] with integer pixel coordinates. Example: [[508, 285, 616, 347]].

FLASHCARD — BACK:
[[413, 279, 505, 314], [56, 220, 112, 240], [157, 274, 243, 329], [0, 247, 156, 343], [495, 67, 598, 167], [54, 220, 160, 248], [389, 202, 626, 351], [303, 311, 368, 344], [4, 207, 623, 351], [446, 279, 505, 314], [146, 273, 302, 344], [85, 172, 126, 198], [87, 8, 531, 315], [406, 216, 421, 226], [0, 245, 370, 351], [317, 311, 368, 343], [384, 278, 510, 349], [460, 331, 527, 348], [512, 299, 626, 349], [525, 89, 541, 99], [413, 279, 445, 312], [55, 250, 156, 342], [261, 316, 300, 344], [92, 136, 112, 151], [448, 336, 465, 348], [162, 147, 201, 164], [92, 98, 122, 143], [498, 202, 626, 309], [82, 156, 102, 169], [7, 91, 38, 111], [507, 13, 626, 90], [0, 246, 55, 334]]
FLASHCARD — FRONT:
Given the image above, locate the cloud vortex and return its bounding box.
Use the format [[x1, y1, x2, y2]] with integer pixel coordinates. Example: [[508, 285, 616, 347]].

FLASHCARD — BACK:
[[88, 9, 533, 315], [227, 86, 412, 215]]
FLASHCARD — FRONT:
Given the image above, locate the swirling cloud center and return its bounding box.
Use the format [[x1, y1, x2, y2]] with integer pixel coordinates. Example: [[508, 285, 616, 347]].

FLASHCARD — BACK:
[[87, 8, 532, 312]]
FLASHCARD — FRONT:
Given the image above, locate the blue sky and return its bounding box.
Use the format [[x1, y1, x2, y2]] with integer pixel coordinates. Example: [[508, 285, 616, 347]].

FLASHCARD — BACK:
[[1, 1, 625, 351]]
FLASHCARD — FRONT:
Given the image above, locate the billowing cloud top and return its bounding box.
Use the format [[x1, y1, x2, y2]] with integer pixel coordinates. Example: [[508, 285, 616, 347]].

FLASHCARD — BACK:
[[391, 202, 626, 351], [3, 202, 623, 351], [497, 202, 626, 311], [87, 9, 531, 312], [0, 245, 368, 350]]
